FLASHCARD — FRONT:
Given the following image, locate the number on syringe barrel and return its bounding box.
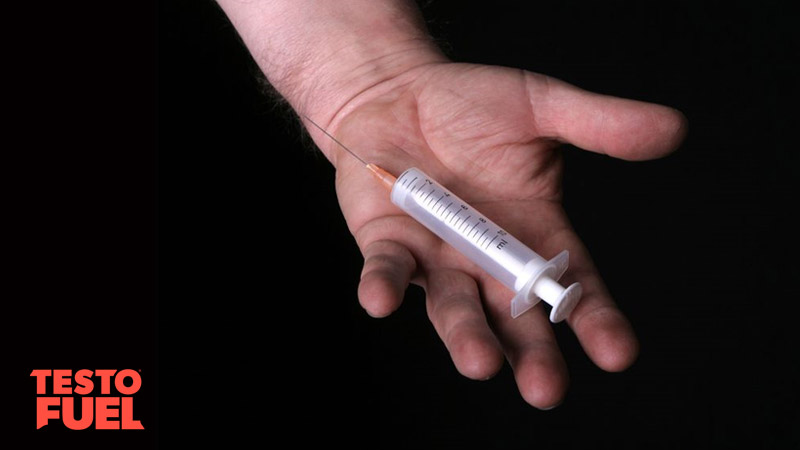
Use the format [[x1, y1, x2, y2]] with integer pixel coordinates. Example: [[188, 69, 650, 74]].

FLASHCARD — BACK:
[[410, 177, 512, 252]]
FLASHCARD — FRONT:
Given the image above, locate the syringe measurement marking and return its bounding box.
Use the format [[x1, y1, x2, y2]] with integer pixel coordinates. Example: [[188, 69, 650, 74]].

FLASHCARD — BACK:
[[468, 221, 480, 235], [448, 208, 462, 223], [477, 228, 489, 243], [470, 225, 483, 238], [431, 195, 445, 210], [442, 204, 455, 220], [402, 177, 510, 252], [457, 219, 467, 230], [426, 195, 436, 206], [458, 215, 471, 230]]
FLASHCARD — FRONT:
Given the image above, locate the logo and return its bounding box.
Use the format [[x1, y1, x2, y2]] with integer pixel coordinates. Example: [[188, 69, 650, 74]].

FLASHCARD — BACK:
[[31, 369, 144, 430]]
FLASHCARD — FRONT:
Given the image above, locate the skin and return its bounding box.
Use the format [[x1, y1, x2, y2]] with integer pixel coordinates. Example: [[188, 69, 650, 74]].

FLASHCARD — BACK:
[[325, 63, 686, 408], [218, 1, 687, 409]]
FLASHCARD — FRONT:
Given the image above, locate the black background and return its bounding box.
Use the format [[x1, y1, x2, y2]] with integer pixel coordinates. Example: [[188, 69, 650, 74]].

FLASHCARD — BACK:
[[5, 1, 157, 448], [9, 0, 799, 448]]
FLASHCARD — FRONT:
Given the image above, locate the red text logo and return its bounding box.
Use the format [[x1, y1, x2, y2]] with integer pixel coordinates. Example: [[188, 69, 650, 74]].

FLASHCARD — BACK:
[[31, 369, 144, 430]]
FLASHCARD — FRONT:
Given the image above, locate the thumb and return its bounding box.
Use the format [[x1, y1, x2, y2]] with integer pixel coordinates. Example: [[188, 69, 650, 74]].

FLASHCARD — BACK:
[[531, 74, 688, 160]]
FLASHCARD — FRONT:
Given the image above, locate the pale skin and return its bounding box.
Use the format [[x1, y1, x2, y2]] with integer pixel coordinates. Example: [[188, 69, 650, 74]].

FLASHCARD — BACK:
[[218, 0, 687, 408]]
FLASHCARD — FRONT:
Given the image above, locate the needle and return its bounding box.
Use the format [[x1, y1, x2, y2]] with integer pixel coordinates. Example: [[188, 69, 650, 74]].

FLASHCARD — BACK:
[[302, 115, 368, 166]]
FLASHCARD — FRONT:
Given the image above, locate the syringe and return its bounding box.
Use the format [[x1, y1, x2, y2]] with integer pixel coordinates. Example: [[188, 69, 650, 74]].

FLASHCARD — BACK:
[[305, 116, 582, 322]]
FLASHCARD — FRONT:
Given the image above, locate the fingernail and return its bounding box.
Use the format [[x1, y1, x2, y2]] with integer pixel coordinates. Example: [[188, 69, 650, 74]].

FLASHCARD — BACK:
[[540, 402, 562, 411]]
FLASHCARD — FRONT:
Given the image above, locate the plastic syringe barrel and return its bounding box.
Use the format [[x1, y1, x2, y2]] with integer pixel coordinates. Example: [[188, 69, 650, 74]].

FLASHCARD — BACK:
[[390, 167, 582, 322]]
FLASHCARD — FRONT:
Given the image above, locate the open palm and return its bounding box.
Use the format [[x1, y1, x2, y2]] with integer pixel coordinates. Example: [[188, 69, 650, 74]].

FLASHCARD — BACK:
[[307, 62, 686, 408]]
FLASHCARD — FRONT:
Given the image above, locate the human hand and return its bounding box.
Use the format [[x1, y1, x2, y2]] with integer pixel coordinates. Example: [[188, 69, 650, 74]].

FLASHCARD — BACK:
[[217, 0, 686, 409], [309, 62, 686, 408]]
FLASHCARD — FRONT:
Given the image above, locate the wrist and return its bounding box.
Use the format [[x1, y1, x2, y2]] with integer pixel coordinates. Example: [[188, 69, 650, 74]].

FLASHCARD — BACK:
[[285, 39, 445, 130], [218, 0, 448, 161]]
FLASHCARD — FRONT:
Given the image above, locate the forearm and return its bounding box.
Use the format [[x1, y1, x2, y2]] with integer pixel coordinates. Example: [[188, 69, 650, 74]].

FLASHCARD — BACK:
[[217, 0, 445, 133]]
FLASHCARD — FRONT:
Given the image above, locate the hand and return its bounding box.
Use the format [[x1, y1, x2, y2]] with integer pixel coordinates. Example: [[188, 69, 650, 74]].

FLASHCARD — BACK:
[[312, 62, 686, 408], [217, 0, 686, 409]]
